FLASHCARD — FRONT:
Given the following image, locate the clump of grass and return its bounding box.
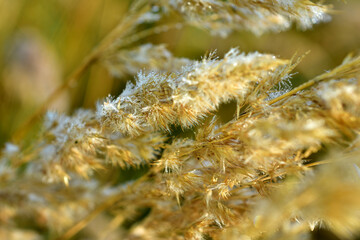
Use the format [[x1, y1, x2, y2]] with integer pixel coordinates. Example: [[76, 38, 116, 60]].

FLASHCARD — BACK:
[[2, 1, 360, 240]]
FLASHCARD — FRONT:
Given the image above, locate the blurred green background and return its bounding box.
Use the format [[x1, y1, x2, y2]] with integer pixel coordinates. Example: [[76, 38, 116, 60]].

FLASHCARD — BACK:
[[0, 0, 359, 147]]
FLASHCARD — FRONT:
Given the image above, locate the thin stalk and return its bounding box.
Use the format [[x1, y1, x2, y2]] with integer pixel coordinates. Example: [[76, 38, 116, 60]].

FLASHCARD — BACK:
[[269, 54, 360, 106], [267, 78, 317, 105], [109, 22, 184, 52]]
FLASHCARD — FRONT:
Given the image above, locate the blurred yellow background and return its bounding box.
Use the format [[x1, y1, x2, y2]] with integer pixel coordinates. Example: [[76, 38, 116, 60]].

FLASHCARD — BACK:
[[0, 0, 359, 146]]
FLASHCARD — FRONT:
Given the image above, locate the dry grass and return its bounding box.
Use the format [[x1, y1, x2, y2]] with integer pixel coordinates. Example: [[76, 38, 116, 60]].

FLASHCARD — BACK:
[[1, 1, 360, 239]]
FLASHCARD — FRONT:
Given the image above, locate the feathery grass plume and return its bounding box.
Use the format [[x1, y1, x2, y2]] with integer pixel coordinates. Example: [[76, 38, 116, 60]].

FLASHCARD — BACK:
[[316, 78, 360, 130], [233, 52, 305, 117], [3, 52, 360, 240], [101, 44, 193, 78], [1, 110, 165, 186], [158, 0, 331, 36], [3, 0, 360, 239], [0, 107, 165, 237], [98, 48, 288, 136], [0, 158, 161, 238], [1, 145, 162, 238], [7, 0, 332, 143], [268, 54, 360, 106], [155, 107, 334, 236], [145, 56, 360, 239], [250, 149, 360, 240], [0, 178, 101, 234], [98, 0, 330, 82]]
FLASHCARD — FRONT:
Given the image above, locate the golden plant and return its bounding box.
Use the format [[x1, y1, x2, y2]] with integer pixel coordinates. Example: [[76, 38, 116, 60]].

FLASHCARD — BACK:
[[1, 0, 360, 240]]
